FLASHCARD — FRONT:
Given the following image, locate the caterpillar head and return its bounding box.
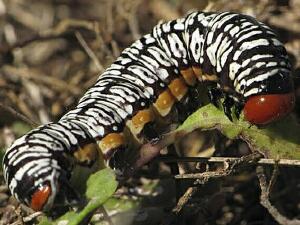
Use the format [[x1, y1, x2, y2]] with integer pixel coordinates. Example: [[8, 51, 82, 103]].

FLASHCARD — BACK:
[[3, 141, 58, 211], [16, 167, 60, 211], [242, 70, 295, 125], [2, 123, 79, 211]]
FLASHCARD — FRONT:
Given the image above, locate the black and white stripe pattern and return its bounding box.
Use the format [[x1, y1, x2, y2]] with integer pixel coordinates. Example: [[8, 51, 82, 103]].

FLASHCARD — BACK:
[[2, 11, 293, 210]]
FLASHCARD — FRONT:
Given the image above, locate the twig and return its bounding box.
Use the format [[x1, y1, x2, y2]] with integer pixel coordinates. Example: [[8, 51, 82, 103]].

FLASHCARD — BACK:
[[3, 127, 15, 147], [127, 7, 141, 40], [2, 65, 82, 95], [168, 152, 262, 219], [0, 102, 38, 127], [105, 0, 114, 37], [149, 0, 180, 20], [160, 186, 199, 225], [22, 79, 50, 124], [174, 152, 263, 180], [0, 185, 8, 193], [157, 155, 300, 167], [0, 19, 96, 54], [110, 40, 120, 58], [256, 166, 300, 225], [117, 0, 142, 40], [8, 211, 43, 225], [172, 186, 198, 215], [267, 158, 279, 194], [75, 31, 104, 73], [14, 206, 24, 225]]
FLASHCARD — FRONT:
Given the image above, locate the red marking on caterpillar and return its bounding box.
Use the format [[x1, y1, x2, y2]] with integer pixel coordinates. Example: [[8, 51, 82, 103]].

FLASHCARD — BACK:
[[244, 93, 295, 124], [30, 185, 52, 211]]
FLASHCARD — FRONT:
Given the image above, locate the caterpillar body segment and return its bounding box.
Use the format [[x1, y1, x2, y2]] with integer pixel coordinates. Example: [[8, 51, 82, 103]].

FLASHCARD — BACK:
[[3, 11, 295, 211]]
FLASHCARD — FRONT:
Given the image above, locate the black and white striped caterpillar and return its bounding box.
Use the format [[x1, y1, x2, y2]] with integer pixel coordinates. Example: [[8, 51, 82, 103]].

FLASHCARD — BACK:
[[2, 11, 295, 211]]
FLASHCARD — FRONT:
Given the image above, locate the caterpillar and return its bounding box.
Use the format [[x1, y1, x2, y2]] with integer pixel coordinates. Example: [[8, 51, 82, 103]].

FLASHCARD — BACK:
[[2, 11, 295, 212]]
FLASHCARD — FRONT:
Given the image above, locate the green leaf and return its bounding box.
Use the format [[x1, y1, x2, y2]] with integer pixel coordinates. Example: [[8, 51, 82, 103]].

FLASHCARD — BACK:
[[38, 168, 118, 225], [104, 197, 140, 212], [37, 217, 53, 225], [85, 168, 118, 200], [175, 104, 300, 160]]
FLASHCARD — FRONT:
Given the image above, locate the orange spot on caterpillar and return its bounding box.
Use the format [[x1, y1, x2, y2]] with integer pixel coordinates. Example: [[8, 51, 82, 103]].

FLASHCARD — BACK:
[[98, 133, 125, 154], [154, 89, 176, 116], [132, 109, 154, 129], [168, 78, 188, 100], [192, 66, 203, 80], [192, 66, 218, 81], [30, 185, 51, 211], [180, 68, 197, 85], [244, 92, 295, 124], [73, 143, 99, 165]]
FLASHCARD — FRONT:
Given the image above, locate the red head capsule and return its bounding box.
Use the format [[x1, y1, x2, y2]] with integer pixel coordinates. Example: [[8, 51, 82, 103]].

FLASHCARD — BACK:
[[244, 92, 295, 125], [30, 185, 51, 211]]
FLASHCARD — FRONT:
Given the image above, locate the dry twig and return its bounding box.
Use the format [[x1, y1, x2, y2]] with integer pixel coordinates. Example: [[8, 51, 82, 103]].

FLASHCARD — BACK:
[[160, 152, 263, 225], [2, 127, 15, 148], [267, 158, 279, 194], [22, 79, 50, 124], [172, 186, 198, 215], [8, 211, 42, 225], [149, 0, 180, 20], [0, 19, 97, 54], [75, 31, 104, 73], [174, 152, 263, 181], [169, 152, 263, 217], [117, 0, 142, 40], [256, 166, 300, 225], [14, 206, 24, 225], [0, 103, 38, 127], [2, 65, 82, 95], [158, 155, 300, 167]]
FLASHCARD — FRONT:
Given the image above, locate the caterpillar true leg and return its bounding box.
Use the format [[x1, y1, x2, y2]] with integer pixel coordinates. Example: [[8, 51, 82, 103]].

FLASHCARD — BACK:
[[207, 86, 223, 107]]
